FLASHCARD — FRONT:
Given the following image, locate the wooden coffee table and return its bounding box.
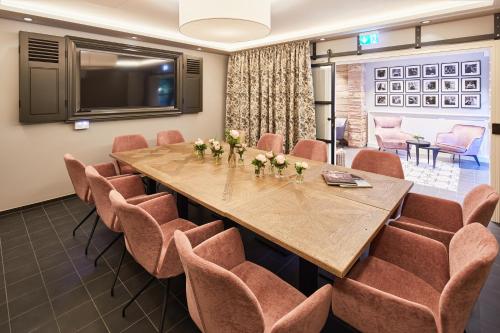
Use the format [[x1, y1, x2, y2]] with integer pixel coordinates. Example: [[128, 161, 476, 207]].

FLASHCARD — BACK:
[[406, 140, 431, 166]]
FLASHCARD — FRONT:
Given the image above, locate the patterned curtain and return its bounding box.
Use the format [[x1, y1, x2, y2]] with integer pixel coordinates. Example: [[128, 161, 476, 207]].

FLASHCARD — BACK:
[[225, 41, 316, 152]]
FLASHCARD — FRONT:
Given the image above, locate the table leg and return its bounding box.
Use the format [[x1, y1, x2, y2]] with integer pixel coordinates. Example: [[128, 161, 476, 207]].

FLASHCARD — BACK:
[[427, 150, 430, 165], [406, 143, 411, 160], [299, 257, 318, 296], [432, 150, 438, 169], [416, 147, 420, 166], [176, 193, 189, 219], [145, 177, 157, 195]]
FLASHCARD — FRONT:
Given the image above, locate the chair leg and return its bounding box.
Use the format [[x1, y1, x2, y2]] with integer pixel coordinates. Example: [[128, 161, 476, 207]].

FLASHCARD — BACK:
[[122, 276, 155, 317], [111, 244, 126, 297], [159, 279, 171, 333], [85, 215, 100, 256], [95, 233, 123, 267], [473, 155, 480, 167], [73, 207, 96, 237]]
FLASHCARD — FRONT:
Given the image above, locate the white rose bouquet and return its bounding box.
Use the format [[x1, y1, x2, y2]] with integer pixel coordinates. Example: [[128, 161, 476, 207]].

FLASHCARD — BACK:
[[193, 138, 207, 158], [236, 143, 246, 162], [273, 154, 289, 177], [265, 151, 276, 172], [294, 161, 309, 183], [210, 140, 224, 160], [251, 154, 267, 177], [225, 129, 241, 167]]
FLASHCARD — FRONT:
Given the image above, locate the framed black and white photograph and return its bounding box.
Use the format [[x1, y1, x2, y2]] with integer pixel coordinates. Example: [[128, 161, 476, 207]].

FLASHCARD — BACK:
[[422, 64, 439, 78], [389, 94, 404, 107], [390, 66, 404, 79], [422, 79, 439, 93], [461, 94, 481, 109], [389, 80, 404, 93], [405, 80, 421, 93], [375, 81, 388, 93], [461, 77, 481, 92], [461, 61, 481, 76], [441, 94, 459, 108], [375, 67, 388, 80], [405, 94, 421, 107], [441, 62, 459, 77], [375, 94, 388, 106], [441, 78, 459, 92], [405, 65, 420, 79], [423, 94, 439, 108]]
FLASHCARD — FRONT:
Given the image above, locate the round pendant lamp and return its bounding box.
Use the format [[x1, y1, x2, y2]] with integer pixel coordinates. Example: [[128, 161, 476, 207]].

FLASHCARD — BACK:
[[179, 0, 271, 43]]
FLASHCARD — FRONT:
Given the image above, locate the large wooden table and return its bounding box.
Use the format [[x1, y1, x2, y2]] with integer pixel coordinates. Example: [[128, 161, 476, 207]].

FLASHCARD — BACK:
[[111, 143, 413, 294]]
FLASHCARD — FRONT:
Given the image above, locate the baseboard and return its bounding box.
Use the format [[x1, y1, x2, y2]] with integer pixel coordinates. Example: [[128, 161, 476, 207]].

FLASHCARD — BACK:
[[0, 194, 77, 217]]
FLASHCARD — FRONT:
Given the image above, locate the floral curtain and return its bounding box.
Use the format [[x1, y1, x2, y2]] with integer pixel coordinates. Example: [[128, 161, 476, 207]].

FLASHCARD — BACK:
[[225, 41, 316, 152]]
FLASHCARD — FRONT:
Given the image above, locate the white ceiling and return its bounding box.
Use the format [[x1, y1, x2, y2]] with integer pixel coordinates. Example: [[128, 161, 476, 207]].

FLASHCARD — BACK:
[[0, 0, 497, 52]]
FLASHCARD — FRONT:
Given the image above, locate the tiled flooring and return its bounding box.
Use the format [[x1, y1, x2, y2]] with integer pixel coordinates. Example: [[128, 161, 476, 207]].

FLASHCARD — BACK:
[[0, 195, 499, 332]]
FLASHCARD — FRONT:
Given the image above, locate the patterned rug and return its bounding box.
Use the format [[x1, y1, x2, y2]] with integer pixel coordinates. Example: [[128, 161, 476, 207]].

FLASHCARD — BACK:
[[401, 159, 460, 192]]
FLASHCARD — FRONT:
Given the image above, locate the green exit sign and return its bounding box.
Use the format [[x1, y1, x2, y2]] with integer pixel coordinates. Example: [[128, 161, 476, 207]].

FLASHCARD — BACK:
[[359, 32, 379, 45]]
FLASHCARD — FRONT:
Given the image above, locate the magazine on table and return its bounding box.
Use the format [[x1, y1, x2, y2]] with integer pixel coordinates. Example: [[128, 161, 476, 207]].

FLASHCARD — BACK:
[[321, 170, 372, 188]]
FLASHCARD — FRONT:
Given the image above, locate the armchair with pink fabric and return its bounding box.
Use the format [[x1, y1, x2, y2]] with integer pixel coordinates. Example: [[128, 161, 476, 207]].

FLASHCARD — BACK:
[[256, 133, 284, 154], [332, 223, 499, 333], [351, 149, 405, 179], [109, 190, 224, 333], [291, 139, 328, 162], [391, 184, 499, 248], [174, 227, 332, 333], [373, 116, 413, 152], [157, 130, 185, 145], [112, 134, 149, 174], [435, 124, 485, 166]]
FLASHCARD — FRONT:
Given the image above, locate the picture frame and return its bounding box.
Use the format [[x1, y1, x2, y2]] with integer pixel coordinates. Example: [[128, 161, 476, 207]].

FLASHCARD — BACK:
[[422, 79, 439, 93], [422, 94, 439, 108], [441, 62, 459, 77], [461, 61, 481, 76], [441, 78, 459, 92], [405, 80, 421, 93], [389, 80, 404, 93], [422, 64, 439, 78], [375, 94, 388, 106], [405, 65, 420, 79], [375, 81, 388, 93], [375, 67, 388, 80], [405, 94, 421, 107], [461, 77, 481, 92], [461, 94, 481, 109], [389, 94, 404, 107], [441, 94, 459, 108], [389, 66, 404, 79]]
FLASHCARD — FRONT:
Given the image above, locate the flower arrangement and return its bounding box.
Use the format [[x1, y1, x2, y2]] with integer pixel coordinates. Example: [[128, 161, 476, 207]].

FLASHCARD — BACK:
[[273, 154, 288, 177], [413, 134, 425, 142], [251, 154, 267, 177], [225, 129, 241, 167], [209, 139, 224, 163], [294, 161, 309, 183], [236, 143, 246, 162], [265, 151, 276, 173], [193, 138, 207, 159]]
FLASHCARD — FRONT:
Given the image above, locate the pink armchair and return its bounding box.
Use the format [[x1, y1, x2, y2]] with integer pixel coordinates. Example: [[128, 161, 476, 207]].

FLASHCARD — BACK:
[[374, 117, 413, 152], [435, 124, 485, 166]]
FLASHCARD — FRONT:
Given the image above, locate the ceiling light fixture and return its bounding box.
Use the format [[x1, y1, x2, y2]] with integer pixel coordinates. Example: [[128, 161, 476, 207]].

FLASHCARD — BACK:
[[320, 38, 326, 41], [131, 36, 138, 40], [23, 17, 32, 22], [421, 20, 431, 24], [196, 47, 202, 51], [179, 0, 271, 43]]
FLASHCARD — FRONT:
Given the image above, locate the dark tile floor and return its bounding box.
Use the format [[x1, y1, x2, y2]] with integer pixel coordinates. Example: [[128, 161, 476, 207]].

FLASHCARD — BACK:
[[0, 196, 499, 333]]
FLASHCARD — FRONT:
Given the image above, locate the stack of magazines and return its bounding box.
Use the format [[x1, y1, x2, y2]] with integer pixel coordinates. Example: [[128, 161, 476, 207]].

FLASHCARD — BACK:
[[321, 170, 372, 188]]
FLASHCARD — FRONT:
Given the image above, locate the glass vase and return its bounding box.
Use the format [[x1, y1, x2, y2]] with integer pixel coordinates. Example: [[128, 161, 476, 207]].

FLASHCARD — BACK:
[[295, 173, 304, 184], [238, 155, 245, 165], [196, 150, 205, 160], [228, 146, 237, 168], [214, 155, 221, 164], [254, 167, 264, 178], [275, 167, 285, 178]]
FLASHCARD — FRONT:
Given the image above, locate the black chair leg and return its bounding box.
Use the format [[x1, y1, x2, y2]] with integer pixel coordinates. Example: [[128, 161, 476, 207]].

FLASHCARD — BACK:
[[85, 215, 99, 256], [73, 207, 96, 237], [94, 233, 123, 267], [159, 279, 170, 333], [111, 244, 126, 297], [122, 276, 155, 317], [473, 155, 480, 167]]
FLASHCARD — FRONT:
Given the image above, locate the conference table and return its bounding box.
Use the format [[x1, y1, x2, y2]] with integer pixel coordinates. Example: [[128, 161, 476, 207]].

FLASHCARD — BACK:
[[111, 143, 413, 295]]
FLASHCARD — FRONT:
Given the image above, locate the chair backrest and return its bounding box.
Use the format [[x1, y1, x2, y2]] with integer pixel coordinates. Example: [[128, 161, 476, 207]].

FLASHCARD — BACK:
[[374, 116, 403, 129], [256, 133, 284, 153], [174, 229, 265, 333], [462, 184, 499, 227], [109, 190, 164, 275], [85, 166, 119, 231], [440, 223, 499, 333], [112, 135, 148, 173], [157, 130, 185, 146], [351, 149, 404, 179], [449, 125, 485, 149], [291, 139, 327, 162], [64, 154, 91, 203]]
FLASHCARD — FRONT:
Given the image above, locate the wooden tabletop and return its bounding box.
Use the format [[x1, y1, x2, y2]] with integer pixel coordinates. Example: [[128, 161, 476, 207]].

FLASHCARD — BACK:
[[111, 143, 413, 277]]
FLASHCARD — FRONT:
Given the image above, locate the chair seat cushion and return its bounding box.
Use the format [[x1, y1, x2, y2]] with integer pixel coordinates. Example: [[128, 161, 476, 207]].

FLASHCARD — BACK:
[[381, 140, 407, 149], [231, 261, 306, 329], [159, 218, 197, 238], [436, 143, 466, 153], [391, 217, 456, 247]]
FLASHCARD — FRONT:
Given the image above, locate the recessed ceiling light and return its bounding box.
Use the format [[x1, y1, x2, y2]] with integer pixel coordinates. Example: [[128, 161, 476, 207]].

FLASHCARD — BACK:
[[131, 36, 138, 39], [23, 17, 32, 22], [320, 38, 326, 41], [421, 20, 431, 24], [196, 47, 202, 51]]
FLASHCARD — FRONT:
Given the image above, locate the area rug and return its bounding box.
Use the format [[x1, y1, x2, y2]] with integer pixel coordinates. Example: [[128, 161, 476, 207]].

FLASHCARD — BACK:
[[401, 159, 460, 192]]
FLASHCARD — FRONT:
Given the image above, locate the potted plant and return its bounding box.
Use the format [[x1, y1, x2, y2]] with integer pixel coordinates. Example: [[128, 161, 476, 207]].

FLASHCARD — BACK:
[[193, 138, 207, 159], [251, 154, 267, 177], [294, 161, 309, 184]]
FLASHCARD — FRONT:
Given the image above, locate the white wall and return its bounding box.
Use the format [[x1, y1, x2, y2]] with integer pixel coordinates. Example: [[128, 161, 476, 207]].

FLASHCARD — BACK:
[[0, 19, 228, 211]]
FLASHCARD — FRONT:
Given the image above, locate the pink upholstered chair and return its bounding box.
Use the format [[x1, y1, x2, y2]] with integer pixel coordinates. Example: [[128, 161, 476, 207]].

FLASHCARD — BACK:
[[291, 139, 328, 162], [256, 133, 284, 154], [374, 117, 413, 152], [109, 190, 223, 333], [112, 134, 149, 174], [351, 149, 405, 179], [174, 227, 332, 333], [157, 130, 185, 146], [392, 184, 499, 248], [332, 223, 499, 333], [435, 124, 486, 166], [85, 166, 165, 264], [63, 154, 119, 237]]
